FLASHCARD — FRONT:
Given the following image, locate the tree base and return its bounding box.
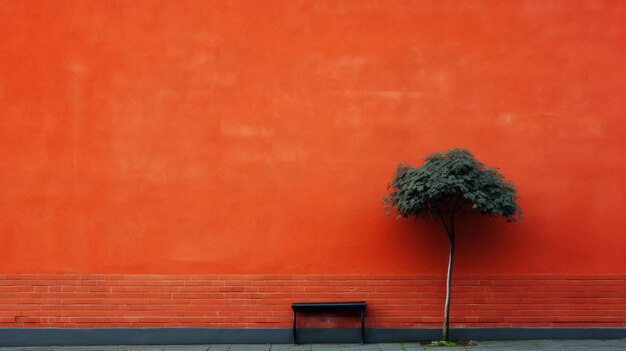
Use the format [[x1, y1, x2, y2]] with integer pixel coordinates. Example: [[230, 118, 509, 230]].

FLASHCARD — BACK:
[[424, 340, 478, 347]]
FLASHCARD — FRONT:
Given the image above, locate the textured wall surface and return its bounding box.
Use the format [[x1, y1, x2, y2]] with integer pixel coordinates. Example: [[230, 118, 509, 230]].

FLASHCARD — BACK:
[[1, 274, 625, 329], [1, 0, 625, 329]]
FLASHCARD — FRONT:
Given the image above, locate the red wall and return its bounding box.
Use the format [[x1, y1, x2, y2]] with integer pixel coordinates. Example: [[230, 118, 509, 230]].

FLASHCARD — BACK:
[[1, 0, 625, 276], [2, 274, 625, 328], [1, 0, 625, 330]]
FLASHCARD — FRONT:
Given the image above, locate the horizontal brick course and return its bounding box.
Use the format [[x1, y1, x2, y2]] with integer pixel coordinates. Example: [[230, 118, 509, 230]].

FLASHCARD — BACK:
[[0, 274, 624, 328]]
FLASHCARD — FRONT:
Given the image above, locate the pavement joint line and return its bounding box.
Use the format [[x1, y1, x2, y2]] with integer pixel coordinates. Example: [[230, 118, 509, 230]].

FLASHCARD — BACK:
[[3, 341, 626, 351]]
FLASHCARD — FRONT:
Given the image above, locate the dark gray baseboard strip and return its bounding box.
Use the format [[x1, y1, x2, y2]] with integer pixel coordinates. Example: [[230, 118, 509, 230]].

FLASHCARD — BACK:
[[448, 328, 626, 341], [0, 328, 625, 346]]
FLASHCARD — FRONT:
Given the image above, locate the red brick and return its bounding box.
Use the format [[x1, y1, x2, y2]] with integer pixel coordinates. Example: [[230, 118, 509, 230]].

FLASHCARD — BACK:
[[0, 274, 623, 328]]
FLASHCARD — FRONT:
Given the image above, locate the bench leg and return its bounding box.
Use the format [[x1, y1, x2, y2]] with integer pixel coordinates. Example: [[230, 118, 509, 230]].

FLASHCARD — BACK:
[[360, 309, 365, 344], [293, 310, 297, 344]]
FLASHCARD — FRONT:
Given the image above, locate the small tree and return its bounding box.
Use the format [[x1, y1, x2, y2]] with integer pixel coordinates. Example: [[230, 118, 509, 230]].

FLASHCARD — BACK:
[[383, 148, 521, 342]]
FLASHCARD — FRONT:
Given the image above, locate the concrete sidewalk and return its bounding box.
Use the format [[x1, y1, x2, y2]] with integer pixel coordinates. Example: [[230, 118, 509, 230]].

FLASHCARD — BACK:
[[2, 341, 626, 351]]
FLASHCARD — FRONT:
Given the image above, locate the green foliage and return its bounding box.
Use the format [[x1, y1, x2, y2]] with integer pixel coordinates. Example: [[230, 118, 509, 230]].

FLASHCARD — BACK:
[[383, 148, 521, 222], [430, 340, 458, 347]]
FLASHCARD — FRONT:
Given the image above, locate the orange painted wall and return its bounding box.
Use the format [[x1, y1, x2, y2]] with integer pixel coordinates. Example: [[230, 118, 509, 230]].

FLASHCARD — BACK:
[[1, 0, 625, 275]]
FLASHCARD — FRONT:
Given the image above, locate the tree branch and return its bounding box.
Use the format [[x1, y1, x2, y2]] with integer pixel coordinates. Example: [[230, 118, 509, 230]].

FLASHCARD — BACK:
[[436, 206, 452, 239], [449, 210, 456, 241], [452, 194, 464, 212]]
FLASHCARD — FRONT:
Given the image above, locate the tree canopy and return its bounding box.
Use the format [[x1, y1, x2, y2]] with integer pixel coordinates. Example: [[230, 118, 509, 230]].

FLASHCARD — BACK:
[[383, 148, 521, 222]]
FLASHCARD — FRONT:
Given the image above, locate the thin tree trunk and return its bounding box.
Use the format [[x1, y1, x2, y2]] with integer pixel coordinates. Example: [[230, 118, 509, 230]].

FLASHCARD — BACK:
[[442, 233, 455, 341]]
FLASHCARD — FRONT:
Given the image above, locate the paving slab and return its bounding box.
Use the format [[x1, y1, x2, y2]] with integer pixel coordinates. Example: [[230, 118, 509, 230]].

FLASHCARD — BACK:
[[158, 346, 210, 351], [207, 346, 230, 351], [310, 346, 343, 351], [227, 345, 271, 351], [4, 340, 626, 351], [331, 346, 380, 351], [269, 345, 312, 351]]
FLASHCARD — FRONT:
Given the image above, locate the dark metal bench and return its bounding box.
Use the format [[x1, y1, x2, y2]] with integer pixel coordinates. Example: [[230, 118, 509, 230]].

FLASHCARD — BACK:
[[291, 301, 366, 344]]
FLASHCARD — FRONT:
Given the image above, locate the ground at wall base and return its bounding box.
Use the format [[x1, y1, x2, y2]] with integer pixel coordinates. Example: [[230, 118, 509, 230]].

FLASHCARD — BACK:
[[2, 341, 626, 351]]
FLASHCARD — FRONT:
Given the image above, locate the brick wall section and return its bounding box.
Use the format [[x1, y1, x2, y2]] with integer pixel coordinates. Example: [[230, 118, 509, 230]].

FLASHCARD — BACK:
[[0, 274, 624, 328]]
